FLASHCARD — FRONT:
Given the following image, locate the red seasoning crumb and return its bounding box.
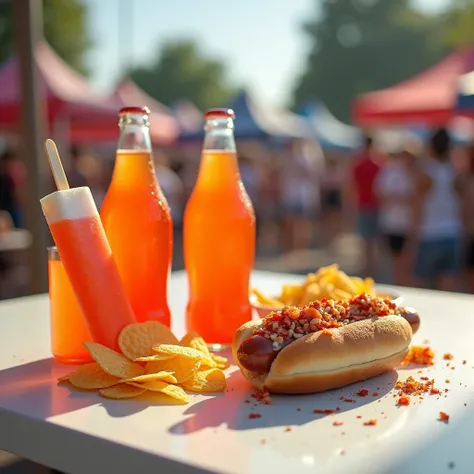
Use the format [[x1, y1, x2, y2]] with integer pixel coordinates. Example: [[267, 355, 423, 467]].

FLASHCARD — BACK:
[[372, 392, 379, 396], [462, 360, 467, 365], [430, 388, 441, 395], [420, 376, 429, 381], [363, 419, 377, 426], [284, 426, 292, 432], [313, 409, 335, 414], [397, 396, 410, 406], [333, 421, 343, 426], [248, 413, 262, 419], [342, 397, 355, 403], [252, 389, 272, 405], [439, 412, 449, 423], [356, 389, 369, 397], [356, 415, 362, 419], [335, 407, 341, 411], [443, 353, 453, 360]]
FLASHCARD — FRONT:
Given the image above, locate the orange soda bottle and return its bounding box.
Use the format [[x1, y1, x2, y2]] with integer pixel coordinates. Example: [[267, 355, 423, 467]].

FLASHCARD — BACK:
[[101, 106, 172, 325], [183, 108, 256, 348]]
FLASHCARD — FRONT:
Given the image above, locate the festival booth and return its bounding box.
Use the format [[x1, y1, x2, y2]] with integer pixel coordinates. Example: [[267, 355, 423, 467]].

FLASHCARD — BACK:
[[0, 41, 122, 144], [352, 47, 474, 127], [0, 43, 178, 146]]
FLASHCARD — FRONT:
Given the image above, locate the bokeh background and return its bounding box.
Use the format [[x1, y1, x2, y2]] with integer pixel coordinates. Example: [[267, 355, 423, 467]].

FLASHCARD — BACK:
[[1, 1, 474, 471], [2, 0, 474, 302], [1, 0, 474, 297]]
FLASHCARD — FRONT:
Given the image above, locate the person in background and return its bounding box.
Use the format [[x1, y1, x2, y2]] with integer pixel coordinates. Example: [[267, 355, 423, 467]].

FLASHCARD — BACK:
[[280, 139, 321, 252], [411, 128, 463, 291], [68, 145, 88, 189], [375, 146, 417, 286], [320, 156, 344, 245], [0, 154, 16, 225], [239, 154, 261, 237], [344, 135, 383, 276], [75, 151, 107, 209], [457, 142, 474, 293], [0, 148, 26, 228]]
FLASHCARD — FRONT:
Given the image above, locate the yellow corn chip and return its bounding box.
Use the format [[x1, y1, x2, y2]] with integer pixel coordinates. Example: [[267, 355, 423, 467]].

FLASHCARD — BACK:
[[133, 353, 176, 362], [57, 372, 74, 383], [180, 332, 217, 367], [118, 321, 179, 361], [210, 354, 229, 369], [181, 368, 227, 393], [84, 342, 145, 379], [99, 384, 146, 399], [152, 344, 203, 360], [68, 363, 120, 389], [128, 380, 190, 403], [123, 371, 177, 384], [145, 357, 201, 383]]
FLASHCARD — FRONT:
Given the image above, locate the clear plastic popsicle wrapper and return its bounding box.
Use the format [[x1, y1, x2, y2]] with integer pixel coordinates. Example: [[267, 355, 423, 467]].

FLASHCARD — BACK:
[[40, 139, 136, 350]]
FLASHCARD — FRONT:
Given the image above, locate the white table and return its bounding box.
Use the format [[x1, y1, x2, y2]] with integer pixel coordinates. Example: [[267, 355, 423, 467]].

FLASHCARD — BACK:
[[1, 270, 474, 474]]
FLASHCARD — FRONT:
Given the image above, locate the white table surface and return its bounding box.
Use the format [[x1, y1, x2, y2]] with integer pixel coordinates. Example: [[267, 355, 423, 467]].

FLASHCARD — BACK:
[[1, 270, 474, 474]]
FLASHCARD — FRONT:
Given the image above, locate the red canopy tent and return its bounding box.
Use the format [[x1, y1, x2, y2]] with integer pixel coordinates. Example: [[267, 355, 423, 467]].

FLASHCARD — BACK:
[[110, 79, 179, 143], [353, 48, 474, 127], [0, 41, 125, 142], [0, 42, 178, 144]]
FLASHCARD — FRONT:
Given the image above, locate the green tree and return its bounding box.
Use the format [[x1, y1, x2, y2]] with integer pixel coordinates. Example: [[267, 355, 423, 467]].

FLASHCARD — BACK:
[[128, 40, 235, 111], [0, 0, 90, 74], [442, 0, 474, 48], [292, 0, 445, 122]]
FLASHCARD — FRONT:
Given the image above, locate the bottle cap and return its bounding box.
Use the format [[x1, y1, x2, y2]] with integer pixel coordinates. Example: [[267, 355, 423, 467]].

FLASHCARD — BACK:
[[119, 106, 151, 115], [204, 108, 235, 120]]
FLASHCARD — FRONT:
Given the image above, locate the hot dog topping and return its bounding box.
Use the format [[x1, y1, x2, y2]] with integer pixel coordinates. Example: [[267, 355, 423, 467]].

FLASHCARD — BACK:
[[253, 293, 399, 350]]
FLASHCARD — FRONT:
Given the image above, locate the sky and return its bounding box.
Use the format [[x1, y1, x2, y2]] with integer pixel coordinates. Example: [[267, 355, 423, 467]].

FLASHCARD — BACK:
[[84, 0, 452, 107]]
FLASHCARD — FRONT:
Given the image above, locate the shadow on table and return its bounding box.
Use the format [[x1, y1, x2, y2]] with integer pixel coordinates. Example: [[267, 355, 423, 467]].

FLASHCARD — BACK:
[[168, 369, 399, 434], [0, 358, 99, 418]]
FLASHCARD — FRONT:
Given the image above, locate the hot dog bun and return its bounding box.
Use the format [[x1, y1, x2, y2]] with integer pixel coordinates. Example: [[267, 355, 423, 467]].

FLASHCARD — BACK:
[[232, 315, 412, 394]]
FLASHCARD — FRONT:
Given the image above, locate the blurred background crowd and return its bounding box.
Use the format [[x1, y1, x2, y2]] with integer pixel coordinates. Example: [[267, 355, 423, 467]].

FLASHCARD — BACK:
[[1, 0, 474, 302]]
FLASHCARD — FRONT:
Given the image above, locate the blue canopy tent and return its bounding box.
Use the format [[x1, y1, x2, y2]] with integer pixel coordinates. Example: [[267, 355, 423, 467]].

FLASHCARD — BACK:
[[179, 91, 311, 142], [297, 101, 362, 151], [457, 70, 474, 118]]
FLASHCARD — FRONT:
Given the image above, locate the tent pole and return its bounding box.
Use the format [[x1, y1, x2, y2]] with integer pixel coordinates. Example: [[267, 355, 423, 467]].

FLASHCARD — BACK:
[[13, 0, 48, 295]]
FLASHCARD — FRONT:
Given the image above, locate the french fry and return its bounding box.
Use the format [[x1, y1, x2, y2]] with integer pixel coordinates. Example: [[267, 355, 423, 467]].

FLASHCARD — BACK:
[[251, 265, 379, 307]]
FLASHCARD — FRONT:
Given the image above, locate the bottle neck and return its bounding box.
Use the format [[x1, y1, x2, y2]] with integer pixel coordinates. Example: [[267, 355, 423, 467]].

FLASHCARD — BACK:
[[203, 117, 236, 152], [117, 113, 151, 151]]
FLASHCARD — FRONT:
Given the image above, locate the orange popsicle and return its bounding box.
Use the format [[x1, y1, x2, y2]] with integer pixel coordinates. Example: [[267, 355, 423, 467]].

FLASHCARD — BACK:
[[41, 186, 136, 350]]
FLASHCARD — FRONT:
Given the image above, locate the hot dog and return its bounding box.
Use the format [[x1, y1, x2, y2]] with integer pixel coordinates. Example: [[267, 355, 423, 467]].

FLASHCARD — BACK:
[[232, 294, 415, 394]]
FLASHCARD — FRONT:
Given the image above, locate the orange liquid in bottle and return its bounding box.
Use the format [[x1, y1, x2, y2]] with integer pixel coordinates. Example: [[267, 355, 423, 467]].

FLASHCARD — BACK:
[[49, 215, 136, 351], [101, 150, 172, 325], [184, 150, 256, 346], [49, 255, 92, 364]]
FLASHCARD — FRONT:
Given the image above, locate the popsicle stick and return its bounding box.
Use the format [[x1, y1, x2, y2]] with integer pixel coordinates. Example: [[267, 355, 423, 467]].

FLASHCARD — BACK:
[[44, 139, 70, 191]]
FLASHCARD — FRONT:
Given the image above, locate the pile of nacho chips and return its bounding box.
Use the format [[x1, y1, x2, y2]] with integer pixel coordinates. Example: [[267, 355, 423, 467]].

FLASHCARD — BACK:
[[58, 321, 229, 404]]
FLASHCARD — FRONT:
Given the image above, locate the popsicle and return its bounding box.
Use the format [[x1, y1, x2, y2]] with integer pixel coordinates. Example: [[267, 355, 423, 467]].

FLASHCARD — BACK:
[[40, 140, 136, 350]]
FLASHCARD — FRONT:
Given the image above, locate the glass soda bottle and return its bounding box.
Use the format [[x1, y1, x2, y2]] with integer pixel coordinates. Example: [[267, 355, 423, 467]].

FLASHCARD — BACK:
[[101, 106, 172, 325], [183, 108, 256, 349]]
